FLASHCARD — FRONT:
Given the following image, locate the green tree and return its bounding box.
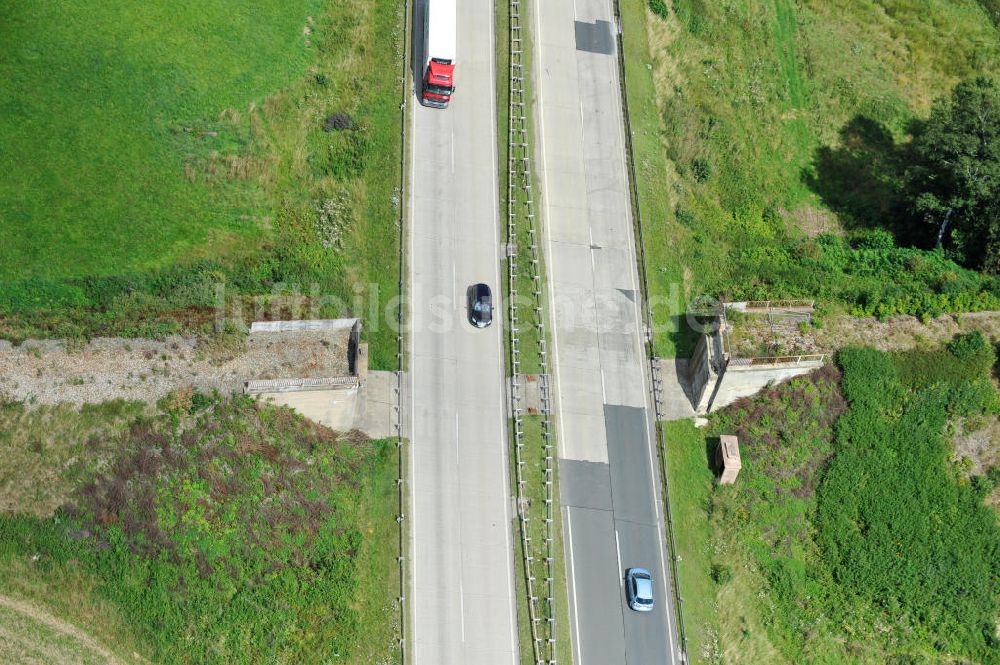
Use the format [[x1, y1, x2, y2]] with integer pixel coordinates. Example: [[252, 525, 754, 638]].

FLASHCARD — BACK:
[[907, 77, 1000, 273]]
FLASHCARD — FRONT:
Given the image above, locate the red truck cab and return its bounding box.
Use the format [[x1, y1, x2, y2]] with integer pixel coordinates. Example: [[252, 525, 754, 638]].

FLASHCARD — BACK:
[[422, 58, 455, 108], [421, 0, 456, 109]]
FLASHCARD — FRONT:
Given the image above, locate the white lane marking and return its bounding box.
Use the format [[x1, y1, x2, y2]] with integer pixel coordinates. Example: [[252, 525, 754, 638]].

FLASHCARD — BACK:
[[565, 509, 585, 665], [589, 227, 597, 272], [615, 528, 623, 587], [600, 369, 607, 403], [456, 412, 466, 643], [533, 0, 568, 466], [408, 99, 419, 665], [452, 263, 457, 307]]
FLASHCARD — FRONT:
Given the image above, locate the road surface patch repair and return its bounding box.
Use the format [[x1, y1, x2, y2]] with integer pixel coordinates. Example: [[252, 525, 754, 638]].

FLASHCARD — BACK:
[[573, 20, 615, 55]]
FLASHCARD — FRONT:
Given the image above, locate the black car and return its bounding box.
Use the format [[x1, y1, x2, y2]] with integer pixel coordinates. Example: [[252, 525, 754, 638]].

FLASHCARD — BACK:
[[467, 283, 493, 328]]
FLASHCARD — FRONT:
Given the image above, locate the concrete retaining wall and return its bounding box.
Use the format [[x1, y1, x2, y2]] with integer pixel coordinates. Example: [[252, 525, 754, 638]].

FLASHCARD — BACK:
[[713, 362, 823, 409], [684, 333, 825, 414]]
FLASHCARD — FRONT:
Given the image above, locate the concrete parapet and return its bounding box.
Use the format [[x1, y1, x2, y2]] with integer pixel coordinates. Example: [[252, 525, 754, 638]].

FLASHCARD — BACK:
[[250, 319, 358, 333], [244, 376, 359, 394], [356, 342, 369, 383]]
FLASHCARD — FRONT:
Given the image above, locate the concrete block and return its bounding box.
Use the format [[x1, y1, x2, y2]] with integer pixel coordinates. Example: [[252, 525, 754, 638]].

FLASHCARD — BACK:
[[716, 435, 741, 485]]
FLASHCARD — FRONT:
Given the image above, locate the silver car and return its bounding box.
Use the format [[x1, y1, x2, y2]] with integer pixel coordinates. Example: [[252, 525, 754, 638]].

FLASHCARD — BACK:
[[625, 567, 654, 612]]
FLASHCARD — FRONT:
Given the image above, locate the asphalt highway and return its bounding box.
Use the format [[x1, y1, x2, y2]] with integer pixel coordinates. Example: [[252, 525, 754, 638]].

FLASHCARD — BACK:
[[532, 0, 682, 662], [408, 0, 519, 662]]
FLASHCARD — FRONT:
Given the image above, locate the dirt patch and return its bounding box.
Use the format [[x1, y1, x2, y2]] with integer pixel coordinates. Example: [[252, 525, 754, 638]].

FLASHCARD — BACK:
[[953, 415, 1000, 476], [0, 595, 138, 665], [779, 205, 844, 237]]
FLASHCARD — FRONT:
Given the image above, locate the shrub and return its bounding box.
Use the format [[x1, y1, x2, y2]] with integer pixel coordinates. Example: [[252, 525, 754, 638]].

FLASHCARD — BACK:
[[710, 563, 733, 585], [692, 157, 712, 182], [649, 0, 670, 20], [675, 205, 697, 226], [850, 228, 896, 251], [323, 111, 353, 132], [947, 330, 996, 368], [970, 474, 995, 499], [321, 124, 371, 179]]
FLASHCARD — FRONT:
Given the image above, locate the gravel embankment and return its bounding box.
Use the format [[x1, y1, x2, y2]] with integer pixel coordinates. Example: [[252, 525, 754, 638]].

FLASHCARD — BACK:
[[732, 311, 1000, 357], [0, 330, 351, 407]]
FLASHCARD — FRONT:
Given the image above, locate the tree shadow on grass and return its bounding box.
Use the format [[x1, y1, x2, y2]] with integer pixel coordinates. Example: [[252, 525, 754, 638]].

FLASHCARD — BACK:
[[802, 115, 908, 235]]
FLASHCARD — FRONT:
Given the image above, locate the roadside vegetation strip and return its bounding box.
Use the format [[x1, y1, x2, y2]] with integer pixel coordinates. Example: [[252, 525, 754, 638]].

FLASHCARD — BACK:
[[396, 0, 412, 661], [0, 0, 405, 368], [0, 394, 401, 664], [498, 0, 572, 662]]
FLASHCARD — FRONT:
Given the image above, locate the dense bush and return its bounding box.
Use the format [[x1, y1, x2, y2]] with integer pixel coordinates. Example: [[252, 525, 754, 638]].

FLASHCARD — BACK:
[[712, 227, 1000, 320], [816, 347, 1000, 661], [708, 365, 850, 659], [894, 331, 1000, 416]]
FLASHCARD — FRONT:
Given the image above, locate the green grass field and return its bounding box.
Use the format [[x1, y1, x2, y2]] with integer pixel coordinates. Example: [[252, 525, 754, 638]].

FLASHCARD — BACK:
[[0, 0, 320, 279], [0, 394, 400, 664], [0, 0, 404, 368], [620, 0, 1000, 357]]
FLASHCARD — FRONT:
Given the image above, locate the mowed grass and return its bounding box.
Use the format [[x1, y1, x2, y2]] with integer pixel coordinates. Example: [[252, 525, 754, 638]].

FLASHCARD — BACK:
[[0, 0, 320, 280], [620, 0, 1000, 357], [0, 0, 405, 368], [0, 587, 149, 665], [660, 420, 716, 662], [0, 601, 115, 665]]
